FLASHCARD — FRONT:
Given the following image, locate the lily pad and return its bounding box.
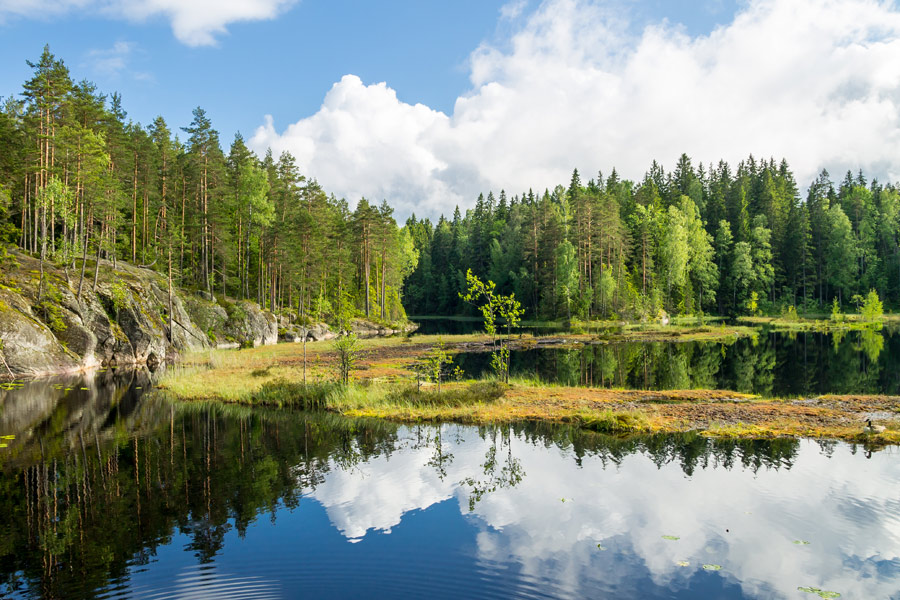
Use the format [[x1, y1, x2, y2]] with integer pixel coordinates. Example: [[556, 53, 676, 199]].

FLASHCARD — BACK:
[[80, 387, 89, 391], [793, 540, 810, 545], [798, 587, 841, 598], [702, 564, 722, 571], [662, 535, 680, 541], [676, 561, 689, 567], [596, 544, 606, 551], [0, 444, 7, 448], [1, 435, 14, 440]]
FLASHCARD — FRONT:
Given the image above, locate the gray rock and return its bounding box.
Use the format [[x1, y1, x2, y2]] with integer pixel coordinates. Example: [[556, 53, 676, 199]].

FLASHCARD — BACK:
[[0, 289, 79, 377]]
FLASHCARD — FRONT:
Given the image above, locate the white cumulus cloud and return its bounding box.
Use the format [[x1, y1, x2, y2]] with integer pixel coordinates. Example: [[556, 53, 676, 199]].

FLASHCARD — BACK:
[[251, 0, 900, 219], [0, 0, 296, 46]]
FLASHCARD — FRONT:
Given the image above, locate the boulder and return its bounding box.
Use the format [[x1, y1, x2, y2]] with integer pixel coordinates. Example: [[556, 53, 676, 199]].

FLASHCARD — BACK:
[[305, 323, 337, 341], [350, 319, 418, 338], [0, 289, 79, 377], [222, 301, 277, 347]]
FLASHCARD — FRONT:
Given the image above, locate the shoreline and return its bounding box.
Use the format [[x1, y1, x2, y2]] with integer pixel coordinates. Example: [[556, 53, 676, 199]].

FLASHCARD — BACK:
[[155, 333, 900, 445]]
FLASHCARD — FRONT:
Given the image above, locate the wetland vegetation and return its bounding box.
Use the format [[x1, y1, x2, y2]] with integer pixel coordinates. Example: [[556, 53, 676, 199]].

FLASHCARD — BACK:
[[155, 322, 900, 445]]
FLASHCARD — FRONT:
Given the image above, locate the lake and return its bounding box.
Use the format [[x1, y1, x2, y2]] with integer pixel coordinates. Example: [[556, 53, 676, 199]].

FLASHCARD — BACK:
[[1, 373, 898, 599], [434, 324, 900, 396]]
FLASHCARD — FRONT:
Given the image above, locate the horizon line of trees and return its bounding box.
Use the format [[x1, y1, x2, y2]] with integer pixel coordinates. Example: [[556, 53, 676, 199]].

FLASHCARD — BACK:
[[3, 47, 898, 326], [404, 156, 900, 320], [0, 46, 417, 327]]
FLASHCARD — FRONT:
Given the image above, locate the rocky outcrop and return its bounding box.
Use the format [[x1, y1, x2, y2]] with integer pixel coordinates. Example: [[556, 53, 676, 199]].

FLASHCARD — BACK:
[[223, 301, 277, 347], [279, 322, 338, 343], [350, 319, 418, 338], [0, 250, 413, 378], [0, 288, 79, 377], [0, 251, 280, 377]]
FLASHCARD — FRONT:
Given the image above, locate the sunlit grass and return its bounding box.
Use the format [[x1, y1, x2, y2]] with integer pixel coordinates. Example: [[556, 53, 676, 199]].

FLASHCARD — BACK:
[[155, 332, 900, 443]]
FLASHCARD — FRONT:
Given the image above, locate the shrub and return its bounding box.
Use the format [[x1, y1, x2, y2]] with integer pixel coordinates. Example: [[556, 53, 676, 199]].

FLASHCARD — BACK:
[[109, 282, 129, 313], [861, 289, 883, 322], [334, 334, 362, 385], [782, 305, 800, 322]]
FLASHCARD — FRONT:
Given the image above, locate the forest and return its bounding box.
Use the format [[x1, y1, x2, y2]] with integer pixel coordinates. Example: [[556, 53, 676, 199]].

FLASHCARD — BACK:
[[2, 46, 899, 325], [404, 158, 900, 320], [0, 47, 417, 328]]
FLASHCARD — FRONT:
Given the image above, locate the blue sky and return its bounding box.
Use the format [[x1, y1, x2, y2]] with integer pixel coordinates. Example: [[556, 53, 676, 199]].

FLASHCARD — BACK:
[[1, 0, 898, 219], [0, 0, 741, 145]]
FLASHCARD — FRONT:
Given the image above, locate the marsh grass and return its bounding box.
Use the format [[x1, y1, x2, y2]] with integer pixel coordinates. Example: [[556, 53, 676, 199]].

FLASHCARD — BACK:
[[575, 409, 651, 434], [252, 380, 341, 409], [156, 334, 900, 443]]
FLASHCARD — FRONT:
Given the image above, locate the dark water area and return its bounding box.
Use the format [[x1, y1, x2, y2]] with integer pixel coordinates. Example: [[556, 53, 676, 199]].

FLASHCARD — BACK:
[[435, 324, 900, 396], [1, 375, 899, 599], [410, 316, 566, 336]]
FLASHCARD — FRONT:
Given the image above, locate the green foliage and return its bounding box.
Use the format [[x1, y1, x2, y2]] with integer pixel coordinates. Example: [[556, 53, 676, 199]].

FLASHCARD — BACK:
[[5, 46, 900, 331], [831, 297, 842, 322], [577, 410, 650, 434], [37, 282, 67, 333], [418, 338, 461, 393], [109, 282, 129, 314], [747, 291, 759, 316], [782, 305, 800, 322], [333, 334, 362, 385], [861, 289, 883, 322], [459, 269, 524, 383], [223, 300, 247, 323], [554, 239, 579, 318]]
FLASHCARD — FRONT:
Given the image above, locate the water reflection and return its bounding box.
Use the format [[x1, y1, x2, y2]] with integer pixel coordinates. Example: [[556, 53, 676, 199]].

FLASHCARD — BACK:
[[1, 382, 898, 599], [452, 328, 900, 396]]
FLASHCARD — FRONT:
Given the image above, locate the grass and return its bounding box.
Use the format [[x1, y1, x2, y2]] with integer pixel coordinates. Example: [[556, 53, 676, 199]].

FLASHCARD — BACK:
[[575, 409, 651, 434], [155, 332, 900, 444], [739, 314, 894, 332]]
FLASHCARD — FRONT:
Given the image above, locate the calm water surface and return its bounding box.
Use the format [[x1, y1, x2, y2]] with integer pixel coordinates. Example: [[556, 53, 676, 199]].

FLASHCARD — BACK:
[[444, 326, 900, 396], [1, 372, 898, 599]]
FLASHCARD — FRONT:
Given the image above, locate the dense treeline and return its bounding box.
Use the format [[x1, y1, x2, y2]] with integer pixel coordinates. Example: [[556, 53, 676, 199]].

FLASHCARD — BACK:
[[0, 47, 416, 327], [4, 48, 897, 327], [404, 156, 900, 319]]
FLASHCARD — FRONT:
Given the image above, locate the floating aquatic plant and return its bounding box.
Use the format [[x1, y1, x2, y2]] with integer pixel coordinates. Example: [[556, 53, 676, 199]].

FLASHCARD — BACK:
[[662, 535, 680, 541], [596, 544, 606, 551], [1, 435, 14, 440], [0, 443, 7, 448], [676, 561, 689, 567], [702, 564, 722, 571], [793, 540, 810, 545], [798, 586, 841, 598]]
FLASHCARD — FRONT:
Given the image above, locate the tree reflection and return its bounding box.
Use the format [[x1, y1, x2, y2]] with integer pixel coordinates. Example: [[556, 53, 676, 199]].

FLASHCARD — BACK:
[[0, 395, 400, 599], [459, 427, 525, 511], [490, 329, 900, 396]]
